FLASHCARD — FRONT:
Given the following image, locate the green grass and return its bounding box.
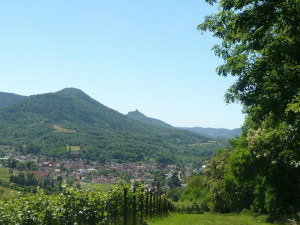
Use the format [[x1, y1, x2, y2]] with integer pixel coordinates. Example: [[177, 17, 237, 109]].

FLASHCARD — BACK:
[[148, 213, 273, 225], [0, 166, 10, 182], [0, 185, 12, 196], [0, 166, 14, 197]]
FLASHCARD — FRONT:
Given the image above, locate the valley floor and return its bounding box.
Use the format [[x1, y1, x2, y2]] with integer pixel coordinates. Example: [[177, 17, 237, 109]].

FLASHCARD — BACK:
[[148, 213, 273, 225]]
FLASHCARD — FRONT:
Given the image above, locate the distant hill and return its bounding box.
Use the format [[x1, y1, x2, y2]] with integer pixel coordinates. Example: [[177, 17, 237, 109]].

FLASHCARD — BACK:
[[126, 110, 173, 128], [0, 88, 224, 165], [126, 109, 241, 139], [0, 92, 27, 110], [180, 127, 241, 139]]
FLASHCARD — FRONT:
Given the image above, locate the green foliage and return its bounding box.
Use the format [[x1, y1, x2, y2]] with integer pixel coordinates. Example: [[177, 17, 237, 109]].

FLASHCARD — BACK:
[[167, 187, 182, 202], [0, 181, 172, 225], [153, 170, 167, 188], [202, 149, 232, 213], [180, 176, 209, 202], [200, 0, 300, 220], [287, 92, 300, 113], [168, 172, 181, 189], [16, 162, 26, 171], [174, 201, 207, 214]]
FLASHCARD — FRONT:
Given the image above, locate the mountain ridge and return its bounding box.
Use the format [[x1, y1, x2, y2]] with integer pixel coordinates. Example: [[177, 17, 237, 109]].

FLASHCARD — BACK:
[[126, 110, 173, 128], [179, 127, 241, 139], [0, 92, 27, 110], [126, 110, 241, 139], [0, 88, 223, 165]]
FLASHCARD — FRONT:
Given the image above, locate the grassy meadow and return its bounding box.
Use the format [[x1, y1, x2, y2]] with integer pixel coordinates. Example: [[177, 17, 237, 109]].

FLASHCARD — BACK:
[[0, 166, 10, 183], [0, 166, 12, 196], [148, 213, 274, 225]]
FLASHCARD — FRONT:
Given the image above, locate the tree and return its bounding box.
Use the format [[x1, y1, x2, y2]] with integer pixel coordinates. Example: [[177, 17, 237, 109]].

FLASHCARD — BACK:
[[168, 172, 181, 189], [16, 162, 26, 171], [199, 0, 300, 121], [8, 158, 17, 168], [200, 0, 300, 219], [180, 175, 209, 202]]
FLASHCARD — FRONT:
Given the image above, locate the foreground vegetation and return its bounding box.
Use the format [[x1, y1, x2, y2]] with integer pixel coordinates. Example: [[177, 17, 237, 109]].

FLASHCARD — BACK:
[[0, 181, 172, 225], [196, 0, 300, 221], [148, 214, 273, 225]]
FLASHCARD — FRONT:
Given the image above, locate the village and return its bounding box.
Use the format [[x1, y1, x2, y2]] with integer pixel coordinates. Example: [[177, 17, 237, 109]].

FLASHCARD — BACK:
[[0, 145, 204, 190]]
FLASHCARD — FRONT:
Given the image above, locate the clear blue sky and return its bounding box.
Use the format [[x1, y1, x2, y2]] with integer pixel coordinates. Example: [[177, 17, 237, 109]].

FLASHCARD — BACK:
[[0, 0, 244, 129]]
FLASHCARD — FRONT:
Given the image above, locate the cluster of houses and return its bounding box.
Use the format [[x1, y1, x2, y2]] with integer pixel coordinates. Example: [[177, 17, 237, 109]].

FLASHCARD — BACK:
[[0, 146, 206, 189], [0, 148, 160, 186]]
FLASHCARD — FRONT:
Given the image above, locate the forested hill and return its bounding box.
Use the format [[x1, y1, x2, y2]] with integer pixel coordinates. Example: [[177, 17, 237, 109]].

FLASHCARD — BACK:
[[126, 110, 241, 139], [180, 127, 241, 139], [126, 110, 173, 128], [0, 92, 27, 110], [0, 88, 222, 164]]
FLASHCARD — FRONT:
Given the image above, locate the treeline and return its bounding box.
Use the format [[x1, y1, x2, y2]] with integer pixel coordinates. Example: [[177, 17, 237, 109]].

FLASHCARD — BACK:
[[9, 172, 63, 193], [196, 0, 300, 222]]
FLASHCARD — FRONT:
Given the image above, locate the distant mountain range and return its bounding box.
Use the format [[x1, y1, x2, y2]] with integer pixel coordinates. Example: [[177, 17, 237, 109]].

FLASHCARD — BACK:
[[0, 88, 226, 165], [179, 127, 241, 139], [126, 110, 241, 139]]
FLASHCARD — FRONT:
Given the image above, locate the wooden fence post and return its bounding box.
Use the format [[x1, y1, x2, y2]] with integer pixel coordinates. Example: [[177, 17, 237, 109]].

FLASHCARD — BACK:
[[149, 191, 152, 219], [145, 190, 149, 219], [166, 200, 169, 213], [113, 208, 117, 225], [106, 198, 110, 225], [153, 192, 156, 217], [124, 188, 128, 225], [140, 188, 144, 223], [71, 202, 75, 225], [163, 198, 166, 218], [158, 195, 161, 217], [133, 187, 137, 225]]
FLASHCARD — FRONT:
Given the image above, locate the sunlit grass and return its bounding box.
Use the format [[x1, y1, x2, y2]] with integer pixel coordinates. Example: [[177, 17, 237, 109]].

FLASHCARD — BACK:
[[0, 166, 10, 182], [148, 213, 273, 225]]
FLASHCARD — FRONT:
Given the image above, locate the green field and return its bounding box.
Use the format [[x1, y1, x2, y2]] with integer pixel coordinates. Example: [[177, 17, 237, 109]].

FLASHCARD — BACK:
[[0, 166, 10, 182], [0, 185, 11, 196], [148, 214, 273, 225], [0, 166, 13, 196]]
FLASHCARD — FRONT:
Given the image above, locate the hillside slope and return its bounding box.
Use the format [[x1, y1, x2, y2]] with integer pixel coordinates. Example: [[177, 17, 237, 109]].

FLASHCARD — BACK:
[[0, 88, 222, 164], [0, 92, 27, 110]]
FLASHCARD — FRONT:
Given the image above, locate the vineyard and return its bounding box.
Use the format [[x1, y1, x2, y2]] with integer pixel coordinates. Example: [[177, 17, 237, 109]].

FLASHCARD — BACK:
[[0, 181, 173, 225]]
